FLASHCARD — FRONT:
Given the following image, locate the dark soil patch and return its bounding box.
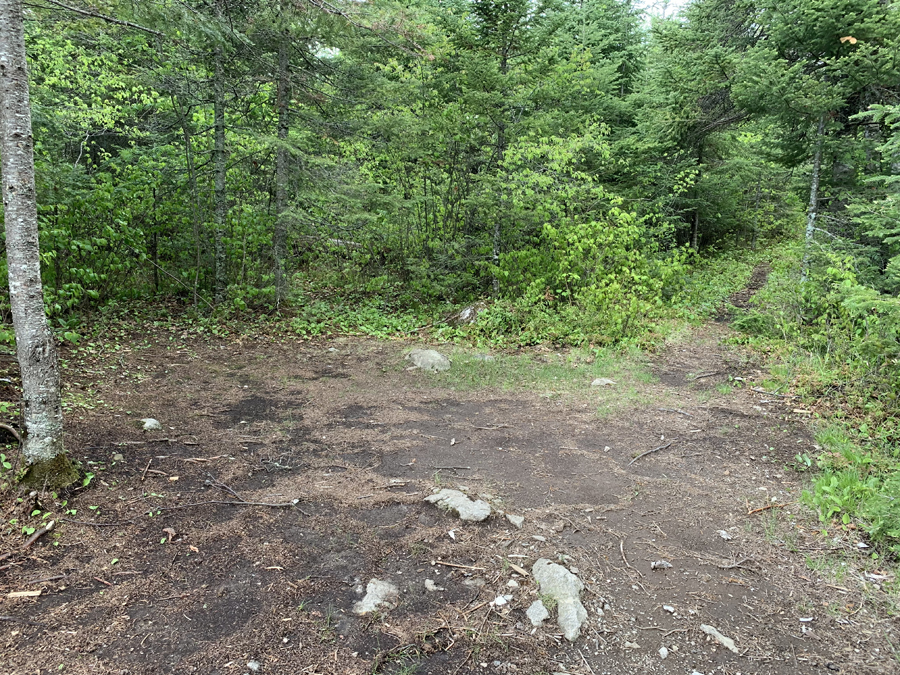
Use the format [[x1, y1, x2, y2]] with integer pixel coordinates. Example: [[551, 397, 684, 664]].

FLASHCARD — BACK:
[[0, 324, 895, 675]]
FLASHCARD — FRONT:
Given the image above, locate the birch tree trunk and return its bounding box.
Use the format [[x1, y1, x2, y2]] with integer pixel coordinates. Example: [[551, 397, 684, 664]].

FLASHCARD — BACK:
[[801, 116, 826, 283], [213, 47, 227, 304], [274, 37, 290, 309], [0, 0, 76, 485]]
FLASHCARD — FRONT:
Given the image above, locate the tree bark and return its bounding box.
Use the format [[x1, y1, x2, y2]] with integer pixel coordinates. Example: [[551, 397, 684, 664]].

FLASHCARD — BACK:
[[0, 0, 74, 483], [274, 37, 290, 309], [801, 115, 826, 283], [213, 47, 227, 304]]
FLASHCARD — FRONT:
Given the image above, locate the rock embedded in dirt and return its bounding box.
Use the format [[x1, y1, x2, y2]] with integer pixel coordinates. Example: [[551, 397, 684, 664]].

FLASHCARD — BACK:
[[424, 488, 491, 521], [139, 418, 162, 431], [112, 453, 124, 462], [424, 579, 445, 592], [700, 624, 738, 653], [352, 579, 399, 615], [651, 560, 673, 570], [532, 558, 588, 641], [405, 348, 451, 372], [590, 377, 616, 387], [506, 513, 525, 529], [247, 660, 261, 672], [659, 647, 669, 659], [526, 600, 550, 626]]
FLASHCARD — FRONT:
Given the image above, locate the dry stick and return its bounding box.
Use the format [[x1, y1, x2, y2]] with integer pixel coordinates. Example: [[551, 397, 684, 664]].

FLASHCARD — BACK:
[[432, 560, 486, 571], [579, 649, 596, 675], [629, 441, 675, 466], [0, 422, 22, 444], [27, 574, 65, 585], [751, 387, 797, 398], [619, 539, 643, 578], [747, 501, 795, 515], [658, 408, 692, 417], [434, 466, 471, 471], [21, 520, 54, 551], [693, 371, 720, 380], [140, 458, 152, 482], [60, 518, 134, 527], [155, 499, 296, 512]]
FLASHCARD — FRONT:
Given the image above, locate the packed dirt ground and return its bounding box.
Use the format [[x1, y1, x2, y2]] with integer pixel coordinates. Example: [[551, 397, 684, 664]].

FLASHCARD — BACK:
[[0, 314, 897, 674]]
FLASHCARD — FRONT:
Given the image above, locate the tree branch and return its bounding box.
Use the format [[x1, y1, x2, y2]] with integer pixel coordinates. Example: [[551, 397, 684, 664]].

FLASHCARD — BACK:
[[28, 0, 165, 37]]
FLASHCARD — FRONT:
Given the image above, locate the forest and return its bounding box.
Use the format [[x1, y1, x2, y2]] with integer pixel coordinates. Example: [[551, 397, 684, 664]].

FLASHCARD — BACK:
[[2, 1, 900, 556]]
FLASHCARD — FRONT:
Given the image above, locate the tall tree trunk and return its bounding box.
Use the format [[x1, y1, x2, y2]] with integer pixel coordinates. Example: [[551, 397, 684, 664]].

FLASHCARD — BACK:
[[177, 100, 202, 311], [0, 0, 75, 485], [691, 143, 703, 252], [274, 37, 290, 309], [801, 116, 826, 283], [213, 48, 227, 304]]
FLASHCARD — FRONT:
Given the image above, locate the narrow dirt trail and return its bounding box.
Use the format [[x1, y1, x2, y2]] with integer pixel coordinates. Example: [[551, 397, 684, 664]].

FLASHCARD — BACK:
[[0, 303, 895, 674]]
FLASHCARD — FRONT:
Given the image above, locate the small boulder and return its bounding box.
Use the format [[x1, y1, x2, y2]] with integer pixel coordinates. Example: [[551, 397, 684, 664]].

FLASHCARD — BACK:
[[139, 418, 162, 431], [406, 349, 451, 372], [526, 600, 550, 626], [353, 579, 399, 615], [590, 378, 616, 387], [506, 514, 525, 529], [532, 558, 588, 641], [425, 489, 491, 522]]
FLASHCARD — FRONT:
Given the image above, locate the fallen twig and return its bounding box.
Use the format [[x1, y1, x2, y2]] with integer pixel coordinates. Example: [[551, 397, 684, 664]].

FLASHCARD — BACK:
[[154, 498, 296, 512], [21, 520, 54, 551], [751, 387, 797, 398], [27, 574, 65, 585], [629, 441, 675, 466], [0, 422, 22, 444], [747, 501, 795, 515], [60, 518, 135, 527], [93, 577, 112, 586], [619, 539, 643, 578], [469, 424, 510, 430], [434, 466, 471, 471], [0, 615, 45, 626], [692, 371, 720, 380], [658, 408, 692, 417], [140, 458, 152, 482], [431, 560, 485, 571]]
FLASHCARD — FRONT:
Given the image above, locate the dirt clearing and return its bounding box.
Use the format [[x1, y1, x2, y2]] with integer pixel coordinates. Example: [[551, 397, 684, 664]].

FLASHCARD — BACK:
[[0, 322, 896, 675]]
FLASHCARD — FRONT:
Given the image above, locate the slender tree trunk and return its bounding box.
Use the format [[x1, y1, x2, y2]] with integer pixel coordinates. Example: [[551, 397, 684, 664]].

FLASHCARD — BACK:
[[801, 115, 826, 283], [0, 0, 75, 485], [691, 143, 703, 252], [213, 48, 227, 304], [274, 37, 290, 309], [751, 178, 761, 251]]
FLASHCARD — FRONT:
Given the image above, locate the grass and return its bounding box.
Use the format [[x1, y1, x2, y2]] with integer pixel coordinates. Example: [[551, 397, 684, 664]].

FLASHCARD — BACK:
[[412, 345, 657, 415]]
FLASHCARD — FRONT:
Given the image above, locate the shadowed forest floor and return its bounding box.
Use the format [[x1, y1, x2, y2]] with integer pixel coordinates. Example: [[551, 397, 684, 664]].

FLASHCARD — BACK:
[[0, 307, 897, 675]]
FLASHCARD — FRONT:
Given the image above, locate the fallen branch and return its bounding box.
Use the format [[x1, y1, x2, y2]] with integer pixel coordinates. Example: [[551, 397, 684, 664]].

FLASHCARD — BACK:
[[140, 458, 152, 482], [154, 499, 296, 512], [747, 501, 795, 515], [0, 422, 22, 444], [751, 387, 797, 399], [434, 466, 471, 471], [692, 372, 720, 380], [619, 539, 643, 578], [629, 441, 675, 466], [658, 408, 692, 417], [431, 560, 485, 571], [21, 520, 54, 551]]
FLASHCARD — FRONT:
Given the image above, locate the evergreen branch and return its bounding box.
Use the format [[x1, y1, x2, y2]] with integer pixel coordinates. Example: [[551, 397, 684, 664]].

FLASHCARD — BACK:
[[28, 0, 165, 37]]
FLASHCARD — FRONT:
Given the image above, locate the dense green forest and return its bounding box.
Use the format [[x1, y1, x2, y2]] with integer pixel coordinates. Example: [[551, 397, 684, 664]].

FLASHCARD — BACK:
[[2, 0, 900, 547]]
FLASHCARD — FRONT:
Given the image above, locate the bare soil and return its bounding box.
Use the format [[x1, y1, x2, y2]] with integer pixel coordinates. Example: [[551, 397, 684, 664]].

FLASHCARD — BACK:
[[0, 315, 897, 674]]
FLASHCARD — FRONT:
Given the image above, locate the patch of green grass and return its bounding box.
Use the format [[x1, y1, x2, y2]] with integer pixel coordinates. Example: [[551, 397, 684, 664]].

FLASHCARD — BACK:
[[420, 345, 655, 414]]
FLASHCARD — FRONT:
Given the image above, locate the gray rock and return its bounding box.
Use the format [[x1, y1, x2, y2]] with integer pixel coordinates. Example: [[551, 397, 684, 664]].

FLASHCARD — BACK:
[[700, 624, 738, 653], [406, 349, 451, 372], [447, 303, 487, 326], [526, 600, 550, 626], [352, 579, 399, 615], [247, 661, 261, 672], [112, 453, 124, 462], [424, 579, 445, 592], [651, 560, 673, 570], [425, 489, 491, 522], [590, 378, 616, 387], [506, 513, 525, 529], [473, 353, 495, 362], [659, 646, 669, 659], [140, 418, 162, 431], [532, 558, 588, 641]]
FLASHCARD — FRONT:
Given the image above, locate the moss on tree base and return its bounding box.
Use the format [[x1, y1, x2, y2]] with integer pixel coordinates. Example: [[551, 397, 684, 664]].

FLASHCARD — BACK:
[[21, 453, 80, 489]]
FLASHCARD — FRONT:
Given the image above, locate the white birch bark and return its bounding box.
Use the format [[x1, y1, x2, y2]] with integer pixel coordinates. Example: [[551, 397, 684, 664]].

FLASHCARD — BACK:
[[0, 0, 66, 464], [801, 116, 826, 283]]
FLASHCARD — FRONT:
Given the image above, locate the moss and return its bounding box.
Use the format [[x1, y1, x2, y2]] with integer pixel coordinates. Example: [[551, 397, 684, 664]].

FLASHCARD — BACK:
[[20, 452, 80, 489]]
